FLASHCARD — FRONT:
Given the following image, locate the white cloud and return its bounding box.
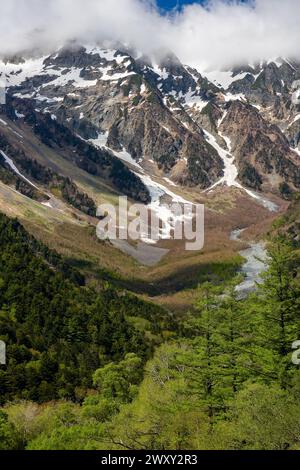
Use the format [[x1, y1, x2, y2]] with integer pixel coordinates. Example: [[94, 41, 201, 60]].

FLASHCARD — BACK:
[[1, 0, 300, 69]]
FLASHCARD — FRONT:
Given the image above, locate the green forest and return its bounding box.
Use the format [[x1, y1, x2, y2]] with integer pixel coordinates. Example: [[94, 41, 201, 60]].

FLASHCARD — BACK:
[[1, 211, 300, 450]]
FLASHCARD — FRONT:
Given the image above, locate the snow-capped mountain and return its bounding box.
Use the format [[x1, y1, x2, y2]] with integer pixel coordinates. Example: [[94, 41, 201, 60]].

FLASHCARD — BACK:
[[0, 43, 300, 217]]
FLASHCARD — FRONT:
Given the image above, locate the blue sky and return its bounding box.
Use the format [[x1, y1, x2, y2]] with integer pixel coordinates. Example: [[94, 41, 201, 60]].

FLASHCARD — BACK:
[[157, 0, 204, 11], [156, 0, 248, 11]]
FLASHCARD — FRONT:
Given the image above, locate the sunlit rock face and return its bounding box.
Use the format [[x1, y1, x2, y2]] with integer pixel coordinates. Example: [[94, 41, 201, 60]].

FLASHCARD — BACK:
[[1, 45, 300, 197]]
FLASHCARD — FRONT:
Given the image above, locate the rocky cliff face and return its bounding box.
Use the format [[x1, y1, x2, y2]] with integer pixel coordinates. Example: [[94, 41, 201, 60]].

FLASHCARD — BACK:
[[3, 46, 224, 190], [226, 59, 300, 149], [1, 45, 300, 201], [220, 100, 300, 194]]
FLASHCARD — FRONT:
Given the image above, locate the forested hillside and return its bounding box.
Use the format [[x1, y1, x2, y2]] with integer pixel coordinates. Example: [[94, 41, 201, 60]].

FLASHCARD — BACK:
[[0, 213, 169, 405], [1, 211, 300, 450]]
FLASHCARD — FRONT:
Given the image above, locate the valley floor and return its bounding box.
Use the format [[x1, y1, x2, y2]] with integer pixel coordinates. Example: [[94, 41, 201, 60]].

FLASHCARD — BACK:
[[0, 155, 286, 314]]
